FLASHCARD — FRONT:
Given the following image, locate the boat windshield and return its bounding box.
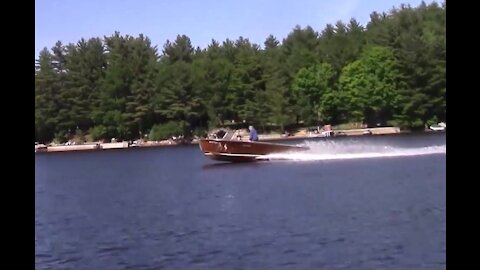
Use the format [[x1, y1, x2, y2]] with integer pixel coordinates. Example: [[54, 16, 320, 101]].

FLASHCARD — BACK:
[[209, 129, 235, 140]]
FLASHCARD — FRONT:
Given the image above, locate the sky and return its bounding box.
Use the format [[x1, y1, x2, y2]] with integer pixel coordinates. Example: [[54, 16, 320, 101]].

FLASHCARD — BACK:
[[35, 0, 438, 59]]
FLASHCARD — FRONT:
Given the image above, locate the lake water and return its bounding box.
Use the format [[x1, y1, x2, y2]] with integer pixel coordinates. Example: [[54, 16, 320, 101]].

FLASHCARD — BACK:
[[35, 132, 446, 270]]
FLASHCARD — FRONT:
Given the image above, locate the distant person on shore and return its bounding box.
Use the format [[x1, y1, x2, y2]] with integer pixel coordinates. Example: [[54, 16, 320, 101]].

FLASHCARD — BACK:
[[248, 125, 259, 141]]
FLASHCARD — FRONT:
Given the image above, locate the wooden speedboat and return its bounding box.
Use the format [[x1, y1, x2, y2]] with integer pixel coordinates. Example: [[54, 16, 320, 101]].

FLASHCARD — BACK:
[[199, 128, 310, 162]]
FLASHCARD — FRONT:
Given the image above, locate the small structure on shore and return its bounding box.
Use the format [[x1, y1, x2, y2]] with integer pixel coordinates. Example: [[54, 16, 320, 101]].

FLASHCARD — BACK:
[[429, 122, 446, 131]]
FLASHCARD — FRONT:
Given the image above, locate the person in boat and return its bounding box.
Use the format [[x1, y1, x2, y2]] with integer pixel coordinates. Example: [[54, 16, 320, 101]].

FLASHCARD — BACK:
[[248, 125, 259, 141], [233, 129, 242, 140]]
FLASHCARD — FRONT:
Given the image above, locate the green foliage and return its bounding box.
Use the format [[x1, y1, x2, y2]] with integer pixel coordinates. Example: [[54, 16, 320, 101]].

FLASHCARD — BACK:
[[292, 63, 336, 125], [35, 1, 445, 142], [54, 131, 67, 144], [149, 122, 184, 141], [89, 125, 108, 141], [339, 46, 400, 126], [192, 127, 208, 138]]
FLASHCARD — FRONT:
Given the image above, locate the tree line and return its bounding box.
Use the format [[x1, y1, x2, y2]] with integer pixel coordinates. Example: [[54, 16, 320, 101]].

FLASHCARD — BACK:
[[35, 1, 445, 143]]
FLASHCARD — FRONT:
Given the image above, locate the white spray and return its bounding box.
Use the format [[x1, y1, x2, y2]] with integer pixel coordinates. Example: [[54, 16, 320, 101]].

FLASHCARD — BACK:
[[258, 140, 446, 161]]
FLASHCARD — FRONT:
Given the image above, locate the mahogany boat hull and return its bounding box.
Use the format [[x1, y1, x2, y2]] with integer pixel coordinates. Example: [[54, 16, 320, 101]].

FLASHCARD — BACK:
[[199, 139, 310, 162]]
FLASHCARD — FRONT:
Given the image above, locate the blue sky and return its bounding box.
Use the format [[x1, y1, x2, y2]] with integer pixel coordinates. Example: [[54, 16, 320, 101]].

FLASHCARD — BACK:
[[35, 0, 438, 59]]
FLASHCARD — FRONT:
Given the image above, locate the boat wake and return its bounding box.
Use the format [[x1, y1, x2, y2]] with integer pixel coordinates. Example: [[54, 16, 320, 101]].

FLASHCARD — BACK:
[[258, 140, 446, 161]]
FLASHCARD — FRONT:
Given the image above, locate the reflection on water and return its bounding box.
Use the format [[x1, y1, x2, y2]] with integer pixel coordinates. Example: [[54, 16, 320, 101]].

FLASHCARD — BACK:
[[36, 133, 446, 270], [201, 161, 267, 170]]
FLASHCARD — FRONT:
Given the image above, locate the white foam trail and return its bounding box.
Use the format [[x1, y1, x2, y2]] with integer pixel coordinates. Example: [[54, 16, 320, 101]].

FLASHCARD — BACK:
[[260, 141, 446, 161]]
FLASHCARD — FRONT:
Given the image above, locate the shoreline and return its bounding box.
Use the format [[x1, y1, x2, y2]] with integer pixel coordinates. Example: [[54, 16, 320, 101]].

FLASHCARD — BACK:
[[35, 127, 443, 154]]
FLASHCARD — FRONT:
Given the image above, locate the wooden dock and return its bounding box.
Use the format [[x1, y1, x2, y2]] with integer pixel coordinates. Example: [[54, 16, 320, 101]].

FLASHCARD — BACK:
[[35, 127, 403, 153]]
